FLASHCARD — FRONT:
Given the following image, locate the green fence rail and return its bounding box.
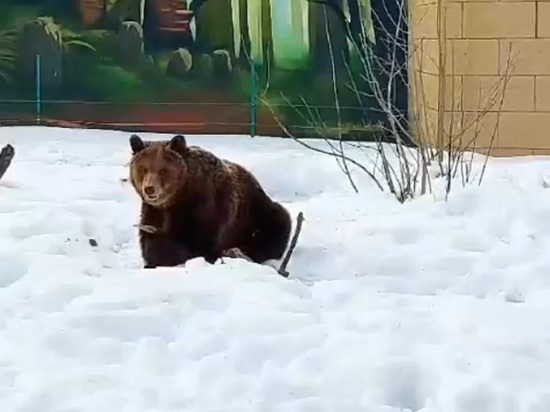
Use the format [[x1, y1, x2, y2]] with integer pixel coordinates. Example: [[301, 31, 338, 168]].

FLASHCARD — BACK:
[[0, 54, 385, 142]]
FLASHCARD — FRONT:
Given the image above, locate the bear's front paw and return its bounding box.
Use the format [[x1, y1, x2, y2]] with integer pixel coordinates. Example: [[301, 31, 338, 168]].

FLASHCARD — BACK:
[[222, 247, 252, 262], [143, 237, 193, 267]]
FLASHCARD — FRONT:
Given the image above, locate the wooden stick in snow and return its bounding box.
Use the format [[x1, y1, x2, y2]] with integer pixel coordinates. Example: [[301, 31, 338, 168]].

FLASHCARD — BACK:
[[278, 211, 305, 278]]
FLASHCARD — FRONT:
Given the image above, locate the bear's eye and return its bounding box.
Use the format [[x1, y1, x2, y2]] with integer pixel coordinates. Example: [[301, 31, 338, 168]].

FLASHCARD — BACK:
[[159, 168, 167, 176]]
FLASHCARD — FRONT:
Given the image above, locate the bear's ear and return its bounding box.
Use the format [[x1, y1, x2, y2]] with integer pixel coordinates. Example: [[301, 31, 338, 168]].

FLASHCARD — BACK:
[[169, 134, 188, 154], [130, 134, 145, 154]]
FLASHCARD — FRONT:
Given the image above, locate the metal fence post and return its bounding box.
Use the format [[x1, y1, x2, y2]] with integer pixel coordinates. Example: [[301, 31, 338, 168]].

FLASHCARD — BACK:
[[35, 53, 41, 125], [250, 61, 256, 138]]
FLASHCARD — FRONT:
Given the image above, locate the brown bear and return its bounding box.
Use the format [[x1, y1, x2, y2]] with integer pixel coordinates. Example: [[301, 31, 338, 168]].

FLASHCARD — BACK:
[[128, 133, 293, 269]]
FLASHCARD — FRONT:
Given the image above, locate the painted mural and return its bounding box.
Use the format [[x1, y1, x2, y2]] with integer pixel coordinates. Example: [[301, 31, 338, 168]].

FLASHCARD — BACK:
[[0, 0, 404, 138]]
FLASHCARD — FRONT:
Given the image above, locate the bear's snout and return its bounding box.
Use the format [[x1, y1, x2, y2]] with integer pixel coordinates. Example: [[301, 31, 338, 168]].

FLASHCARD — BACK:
[[143, 186, 156, 197]]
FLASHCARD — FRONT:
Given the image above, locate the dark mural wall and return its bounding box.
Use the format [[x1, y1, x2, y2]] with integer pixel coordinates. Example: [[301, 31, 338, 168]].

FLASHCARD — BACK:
[[0, 0, 406, 138]]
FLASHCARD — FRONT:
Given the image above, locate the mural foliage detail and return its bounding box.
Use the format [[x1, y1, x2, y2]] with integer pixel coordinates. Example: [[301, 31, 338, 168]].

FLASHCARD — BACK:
[[0, 0, 401, 138]]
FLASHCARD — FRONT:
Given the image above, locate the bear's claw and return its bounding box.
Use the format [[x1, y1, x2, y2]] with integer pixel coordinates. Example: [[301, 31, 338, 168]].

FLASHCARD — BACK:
[[135, 224, 159, 234], [222, 247, 252, 261]]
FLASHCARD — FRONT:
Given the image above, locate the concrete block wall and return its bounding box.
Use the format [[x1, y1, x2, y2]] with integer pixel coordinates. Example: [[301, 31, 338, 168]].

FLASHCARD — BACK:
[[411, 0, 550, 155]]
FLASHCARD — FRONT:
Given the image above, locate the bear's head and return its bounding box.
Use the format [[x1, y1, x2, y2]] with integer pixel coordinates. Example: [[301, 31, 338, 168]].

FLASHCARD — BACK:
[[128, 134, 189, 208]]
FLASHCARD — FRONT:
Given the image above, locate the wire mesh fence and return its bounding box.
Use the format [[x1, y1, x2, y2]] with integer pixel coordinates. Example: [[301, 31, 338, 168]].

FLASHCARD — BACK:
[[0, 98, 383, 141]]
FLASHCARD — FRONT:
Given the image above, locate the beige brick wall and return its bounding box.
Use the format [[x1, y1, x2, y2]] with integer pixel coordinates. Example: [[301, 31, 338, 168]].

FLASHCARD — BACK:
[[410, 0, 550, 155]]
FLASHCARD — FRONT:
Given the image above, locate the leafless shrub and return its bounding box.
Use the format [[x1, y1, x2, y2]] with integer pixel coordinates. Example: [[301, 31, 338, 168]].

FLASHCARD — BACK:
[[249, 0, 516, 203]]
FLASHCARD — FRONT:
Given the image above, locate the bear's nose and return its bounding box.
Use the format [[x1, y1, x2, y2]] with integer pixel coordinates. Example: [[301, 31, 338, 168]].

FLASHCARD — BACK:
[[143, 186, 156, 197]]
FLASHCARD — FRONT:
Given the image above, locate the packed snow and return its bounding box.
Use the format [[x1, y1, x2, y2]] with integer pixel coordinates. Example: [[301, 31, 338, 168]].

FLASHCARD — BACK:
[[1, 126, 550, 412]]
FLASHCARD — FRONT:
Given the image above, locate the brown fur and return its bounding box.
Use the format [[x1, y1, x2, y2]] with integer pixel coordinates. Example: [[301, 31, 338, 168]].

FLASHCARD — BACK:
[[128, 134, 292, 269]]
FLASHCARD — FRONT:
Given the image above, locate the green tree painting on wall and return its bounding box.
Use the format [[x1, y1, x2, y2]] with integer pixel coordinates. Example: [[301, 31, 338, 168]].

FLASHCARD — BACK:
[[0, 29, 17, 84], [0, 0, 404, 138]]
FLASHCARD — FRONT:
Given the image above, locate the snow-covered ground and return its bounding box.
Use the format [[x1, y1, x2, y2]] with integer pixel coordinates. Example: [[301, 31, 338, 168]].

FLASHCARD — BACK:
[[1, 126, 550, 412]]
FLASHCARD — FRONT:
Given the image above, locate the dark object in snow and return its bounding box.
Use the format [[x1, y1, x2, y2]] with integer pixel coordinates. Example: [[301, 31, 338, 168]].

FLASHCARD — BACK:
[[0, 144, 15, 181], [128, 134, 292, 270], [89, 238, 98, 247], [277, 212, 305, 278]]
